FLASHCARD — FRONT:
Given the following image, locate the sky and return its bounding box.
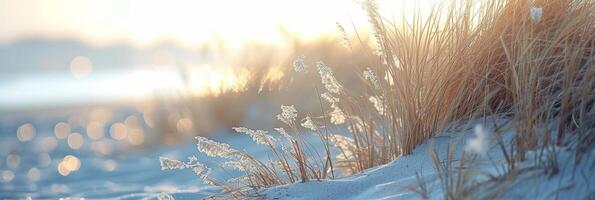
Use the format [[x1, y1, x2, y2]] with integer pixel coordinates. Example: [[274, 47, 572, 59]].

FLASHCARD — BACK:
[[0, 0, 437, 109], [0, 0, 375, 47]]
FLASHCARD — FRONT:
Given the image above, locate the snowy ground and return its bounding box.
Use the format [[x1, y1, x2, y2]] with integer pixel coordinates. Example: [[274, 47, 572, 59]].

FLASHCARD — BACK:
[[2, 111, 592, 199], [254, 123, 594, 200]]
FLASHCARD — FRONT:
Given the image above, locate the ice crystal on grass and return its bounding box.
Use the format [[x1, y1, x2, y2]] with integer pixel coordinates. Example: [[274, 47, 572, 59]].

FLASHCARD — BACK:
[[221, 161, 243, 171], [530, 7, 543, 23], [316, 61, 343, 94], [233, 127, 276, 145], [275, 127, 295, 152], [363, 67, 380, 88], [196, 136, 243, 159], [226, 176, 251, 186], [369, 96, 385, 115], [221, 159, 252, 172], [336, 22, 352, 49], [361, 0, 385, 60], [301, 116, 318, 131], [191, 163, 214, 185], [159, 157, 187, 170], [157, 192, 175, 200], [275, 128, 294, 142], [321, 92, 340, 104], [465, 125, 488, 157], [160, 156, 213, 185], [277, 105, 298, 126], [161, 139, 245, 187], [330, 104, 346, 125], [293, 55, 308, 73]]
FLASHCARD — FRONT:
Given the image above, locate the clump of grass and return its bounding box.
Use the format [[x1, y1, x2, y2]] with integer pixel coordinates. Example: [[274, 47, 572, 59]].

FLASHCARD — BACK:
[[332, 0, 593, 173], [407, 0, 593, 198], [159, 104, 339, 195], [159, 0, 593, 197]]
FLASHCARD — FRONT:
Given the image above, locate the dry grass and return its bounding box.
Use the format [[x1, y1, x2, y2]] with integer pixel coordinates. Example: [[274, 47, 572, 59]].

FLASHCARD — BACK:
[[307, 0, 592, 198], [332, 0, 593, 173], [159, 0, 594, 198]]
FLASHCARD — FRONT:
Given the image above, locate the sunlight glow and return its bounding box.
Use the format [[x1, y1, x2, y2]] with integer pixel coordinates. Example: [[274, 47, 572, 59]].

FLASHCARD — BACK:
[[0, 0, 372, 47], [187, 66, 251, 96], [0, 0, 441, 47]]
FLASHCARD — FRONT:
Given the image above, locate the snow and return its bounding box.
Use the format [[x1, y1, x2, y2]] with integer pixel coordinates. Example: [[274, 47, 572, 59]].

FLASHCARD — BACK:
[[2, 112, 591, 199], [256, 122, 594, 200]]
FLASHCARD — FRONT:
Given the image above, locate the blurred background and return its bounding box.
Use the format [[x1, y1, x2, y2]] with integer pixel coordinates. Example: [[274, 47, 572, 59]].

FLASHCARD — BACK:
[[0, 0, 414, 198]]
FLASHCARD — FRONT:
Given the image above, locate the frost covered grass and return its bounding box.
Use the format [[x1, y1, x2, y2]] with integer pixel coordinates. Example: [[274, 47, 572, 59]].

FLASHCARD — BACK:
[[159, 103, 340, 195], [159, 0, 593, 198]]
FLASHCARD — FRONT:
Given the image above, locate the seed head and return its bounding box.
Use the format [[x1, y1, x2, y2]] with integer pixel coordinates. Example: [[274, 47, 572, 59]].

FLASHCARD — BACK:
[[301, 116, 318, 131], [293, 55, 308, 73], [277, 105, 298, 126], [317, 61, 343, 94]]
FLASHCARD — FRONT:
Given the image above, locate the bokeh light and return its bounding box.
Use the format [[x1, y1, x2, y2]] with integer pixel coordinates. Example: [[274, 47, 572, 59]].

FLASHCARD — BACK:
[[86, 122, 105, 140], [127, 129, 145, 145], [6, 154, 20, 169], [17, 123, 36, 142], [57, 155, 81, 176], [57, 162, 71, 176], [109, 123, 127, 140], [54, 122, 71, 139], [124, 115, 140, 128], [67, 132, 85, 149], [176, 118, 193, 133], [142, 107, 156, 128], [1, 170, 15, 182], [70, 56, 93, 79], [104, 160, 117, 172], [63, 155, 81, 171], [27, 167, 41, 182]]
